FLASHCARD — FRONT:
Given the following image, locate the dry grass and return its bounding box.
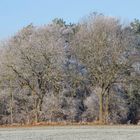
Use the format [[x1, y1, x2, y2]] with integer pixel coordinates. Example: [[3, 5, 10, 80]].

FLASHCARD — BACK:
[[0, 121, 139, 129]]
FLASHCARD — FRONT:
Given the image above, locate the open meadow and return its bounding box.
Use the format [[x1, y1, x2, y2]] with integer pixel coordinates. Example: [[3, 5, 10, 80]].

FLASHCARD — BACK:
[[0, 125, 139, 140]]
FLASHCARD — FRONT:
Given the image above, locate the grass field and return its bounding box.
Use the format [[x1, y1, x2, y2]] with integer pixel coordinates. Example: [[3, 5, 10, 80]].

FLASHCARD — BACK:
[[0, 125, 140, 140]]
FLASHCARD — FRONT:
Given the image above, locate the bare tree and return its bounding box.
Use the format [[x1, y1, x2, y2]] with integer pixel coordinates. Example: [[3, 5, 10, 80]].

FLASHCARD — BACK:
[[0, 23, 65, 124], [72, 14, 133, 123]]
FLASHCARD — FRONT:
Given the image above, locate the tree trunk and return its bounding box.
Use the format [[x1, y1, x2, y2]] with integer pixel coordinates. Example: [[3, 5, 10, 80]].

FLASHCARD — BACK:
[[99, 92, 104, 123], [10, 92, 13, 125], [34, 98, 38, 124], [105, 93, 109, 124], [35, 98, 42, 124], [10, 80, 13, 125], [32, 90, 38, 124]]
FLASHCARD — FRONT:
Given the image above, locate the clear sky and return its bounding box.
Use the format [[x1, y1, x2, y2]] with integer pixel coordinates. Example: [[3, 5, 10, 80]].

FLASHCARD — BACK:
[[0, 0, 140, 40]]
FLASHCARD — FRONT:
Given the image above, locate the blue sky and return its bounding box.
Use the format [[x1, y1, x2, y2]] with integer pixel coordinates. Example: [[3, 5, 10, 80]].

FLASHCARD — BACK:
[[0, 0, 140, 40]]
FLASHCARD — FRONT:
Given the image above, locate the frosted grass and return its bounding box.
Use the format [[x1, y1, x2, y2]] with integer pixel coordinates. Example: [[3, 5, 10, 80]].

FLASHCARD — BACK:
[[0, 126, 139, 140]]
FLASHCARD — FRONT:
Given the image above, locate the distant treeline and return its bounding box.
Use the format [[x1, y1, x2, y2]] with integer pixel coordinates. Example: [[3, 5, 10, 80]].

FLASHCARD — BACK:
[[0, 13, 140, 125]]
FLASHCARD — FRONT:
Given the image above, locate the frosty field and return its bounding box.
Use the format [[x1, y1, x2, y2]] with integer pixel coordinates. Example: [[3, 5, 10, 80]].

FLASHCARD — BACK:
[[0, 126, 139, 140]]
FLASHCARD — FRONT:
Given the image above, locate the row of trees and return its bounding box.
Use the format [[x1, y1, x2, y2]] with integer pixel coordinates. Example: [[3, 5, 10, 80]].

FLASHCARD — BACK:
[[0, 13, 139, 125]]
